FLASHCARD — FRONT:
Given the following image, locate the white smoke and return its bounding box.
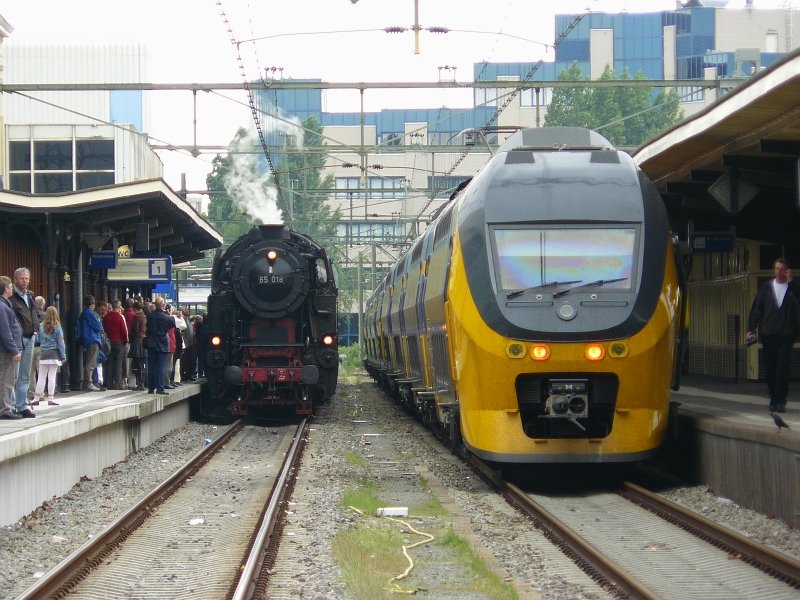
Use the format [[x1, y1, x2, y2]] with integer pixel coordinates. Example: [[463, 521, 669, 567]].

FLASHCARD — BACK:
[[223, 113, 304, 225]]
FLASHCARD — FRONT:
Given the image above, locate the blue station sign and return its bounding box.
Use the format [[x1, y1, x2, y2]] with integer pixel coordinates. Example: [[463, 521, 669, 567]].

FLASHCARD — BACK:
[[89, 251, 117, 270]]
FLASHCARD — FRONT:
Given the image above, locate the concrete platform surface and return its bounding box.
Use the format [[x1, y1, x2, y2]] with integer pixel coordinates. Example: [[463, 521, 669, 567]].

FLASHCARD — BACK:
[[0, 382, 201, 526]]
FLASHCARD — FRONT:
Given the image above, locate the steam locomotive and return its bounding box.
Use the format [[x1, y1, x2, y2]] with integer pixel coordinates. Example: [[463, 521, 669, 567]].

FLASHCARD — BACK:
[[198, 224, 339, 421]]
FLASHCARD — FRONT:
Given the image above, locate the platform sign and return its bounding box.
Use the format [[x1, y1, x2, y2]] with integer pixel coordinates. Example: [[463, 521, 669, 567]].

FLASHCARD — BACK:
[[178, 286, 212, 303], [107, 255, 172, 282], [153, 283, 175, 303], [89, 251, 117, 270], [690, 233, 734, 254]]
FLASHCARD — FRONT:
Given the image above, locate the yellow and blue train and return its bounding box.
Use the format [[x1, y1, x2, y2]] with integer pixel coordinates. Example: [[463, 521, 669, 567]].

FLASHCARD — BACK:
[[363, 127, 686, 463]]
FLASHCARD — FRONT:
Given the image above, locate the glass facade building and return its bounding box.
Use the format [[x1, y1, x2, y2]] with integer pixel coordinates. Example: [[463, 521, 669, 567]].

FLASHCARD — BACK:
[[478, 7, 790, 91]]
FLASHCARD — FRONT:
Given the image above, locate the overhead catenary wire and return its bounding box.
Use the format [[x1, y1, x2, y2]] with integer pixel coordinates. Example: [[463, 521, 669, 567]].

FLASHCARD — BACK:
[[401, 8, 593, 245], [216, 0, 284, 208]]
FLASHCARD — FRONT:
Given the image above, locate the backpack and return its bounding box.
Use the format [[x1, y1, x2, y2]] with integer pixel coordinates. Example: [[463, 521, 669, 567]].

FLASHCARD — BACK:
[[74, 314, 84, 346]]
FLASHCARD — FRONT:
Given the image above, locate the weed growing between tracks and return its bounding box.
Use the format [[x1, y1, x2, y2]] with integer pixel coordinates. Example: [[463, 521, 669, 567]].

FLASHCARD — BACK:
[[439, 529, 519, 600], [331, 409, 519, 600], [332, 523, 409, 598]]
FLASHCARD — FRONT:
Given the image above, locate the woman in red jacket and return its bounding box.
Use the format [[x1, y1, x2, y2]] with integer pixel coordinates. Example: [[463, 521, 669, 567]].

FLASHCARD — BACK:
[[102, 299, 129, 390]]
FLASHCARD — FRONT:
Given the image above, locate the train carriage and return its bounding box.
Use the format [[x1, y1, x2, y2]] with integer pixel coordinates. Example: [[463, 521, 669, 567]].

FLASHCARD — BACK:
[[364, 127, 686, 463]]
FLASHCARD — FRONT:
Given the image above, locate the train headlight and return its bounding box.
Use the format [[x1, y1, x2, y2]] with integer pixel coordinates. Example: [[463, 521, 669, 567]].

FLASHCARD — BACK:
[[266, 249, 278, 262], [321, 334, 335, 347], [584, 343, 605, 361], [210, 335, 222, 347], [506, 342, 526, 359], [530, 344, 550, 361], [609, 342, 628, 358]]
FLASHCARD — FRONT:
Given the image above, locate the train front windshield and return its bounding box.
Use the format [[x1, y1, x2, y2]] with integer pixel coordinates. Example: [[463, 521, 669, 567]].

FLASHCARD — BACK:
[[491, 227, 637, 292]]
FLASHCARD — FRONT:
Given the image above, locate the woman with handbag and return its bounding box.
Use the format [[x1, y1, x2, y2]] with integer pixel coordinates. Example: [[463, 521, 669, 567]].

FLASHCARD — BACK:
[[32, 306, 66, 406]]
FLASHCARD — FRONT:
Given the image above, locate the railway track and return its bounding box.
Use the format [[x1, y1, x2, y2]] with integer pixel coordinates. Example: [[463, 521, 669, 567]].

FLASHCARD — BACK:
[[17, 419, 307, 600], [471, 459, 800, 599]]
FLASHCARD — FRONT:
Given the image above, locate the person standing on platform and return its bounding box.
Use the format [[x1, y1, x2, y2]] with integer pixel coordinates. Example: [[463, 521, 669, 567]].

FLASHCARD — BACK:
[[146, 297, 173, 394], [0, 276, 24, 419], [32, 306, 66, 406], [28, 295, 46, 402], [103, 299, 128, 390], [180, 310, 196, 382], [93, 301, 110, 390], [80, 295, 103, 392], [195, 314, 209, 378], [747, 257, 800, 413], [123, 298, 136, 388], [170, 305, 186, 386], [9, 267, 39, 416], [164, 304, 177, 389], [128, 300, 147, 390]]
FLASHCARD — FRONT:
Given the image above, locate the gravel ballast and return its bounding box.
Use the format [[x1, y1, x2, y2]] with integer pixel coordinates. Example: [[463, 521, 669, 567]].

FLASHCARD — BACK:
[[1, 378, 798, 599]]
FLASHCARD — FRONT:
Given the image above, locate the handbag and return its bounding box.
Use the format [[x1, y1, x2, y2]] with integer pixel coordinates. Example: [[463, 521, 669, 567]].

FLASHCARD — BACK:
[[100, 330, 111, 354]]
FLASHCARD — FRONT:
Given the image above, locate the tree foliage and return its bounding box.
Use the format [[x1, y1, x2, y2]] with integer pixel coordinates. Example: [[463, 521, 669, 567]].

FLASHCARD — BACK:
[[206, 118, 341, 249], [206, 132, 253, 245], [278, 116, 341, 244], [544, 62, 684, 147]]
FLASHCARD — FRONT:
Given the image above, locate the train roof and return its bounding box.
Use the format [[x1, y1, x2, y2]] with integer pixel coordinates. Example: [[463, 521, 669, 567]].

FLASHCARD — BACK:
[[497, 127, 615, 153]]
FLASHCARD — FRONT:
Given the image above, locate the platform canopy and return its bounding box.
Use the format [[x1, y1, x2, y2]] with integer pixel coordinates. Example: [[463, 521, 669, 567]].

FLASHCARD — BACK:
[[0, 178, 222, 264], [633, 47, 800, 249]]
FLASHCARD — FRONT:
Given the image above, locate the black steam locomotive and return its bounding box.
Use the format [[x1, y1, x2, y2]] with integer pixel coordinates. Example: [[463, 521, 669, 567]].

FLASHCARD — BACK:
[[198, 224, 339, 421]]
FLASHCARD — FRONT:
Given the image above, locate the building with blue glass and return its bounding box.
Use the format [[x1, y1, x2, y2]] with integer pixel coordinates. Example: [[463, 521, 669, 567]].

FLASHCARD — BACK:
[[264, 3, 800, 250]]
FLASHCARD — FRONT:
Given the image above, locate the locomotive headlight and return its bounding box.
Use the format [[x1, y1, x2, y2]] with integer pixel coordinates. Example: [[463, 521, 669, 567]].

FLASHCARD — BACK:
[[609, 342, 628, 358], [584, 343, 605, 361], [322, 334, 335, 346], [506, 342, 526, 359], [530, 344, 550, 361], [266, 249, 278, 262], [210, 335, 222, 347]]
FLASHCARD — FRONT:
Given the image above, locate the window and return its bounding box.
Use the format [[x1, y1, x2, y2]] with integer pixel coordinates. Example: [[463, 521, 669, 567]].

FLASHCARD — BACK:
[[335, 176, 406, 200], [428, 176, 469, 199], [520, 87, 552, 108], [491, 226, 637, 292], [7, 139, 115, 193]]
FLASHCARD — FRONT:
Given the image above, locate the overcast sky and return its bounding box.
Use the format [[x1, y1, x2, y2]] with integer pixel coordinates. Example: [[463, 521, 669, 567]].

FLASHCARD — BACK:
[[1, 0, 792, 193]]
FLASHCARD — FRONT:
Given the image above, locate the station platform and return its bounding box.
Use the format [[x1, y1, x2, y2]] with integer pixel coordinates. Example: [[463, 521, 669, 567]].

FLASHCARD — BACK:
[[666, 375, 799, 527], [0, 382, 201, 526]]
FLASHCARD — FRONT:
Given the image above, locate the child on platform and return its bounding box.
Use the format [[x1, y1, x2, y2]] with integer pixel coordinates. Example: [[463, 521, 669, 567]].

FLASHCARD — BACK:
[[31, 306, 66, 406]]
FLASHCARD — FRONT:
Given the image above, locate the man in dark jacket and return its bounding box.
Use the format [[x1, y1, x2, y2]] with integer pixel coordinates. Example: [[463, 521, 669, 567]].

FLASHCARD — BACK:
[[747, 257, 800, 413], [0, 276, 24, 419], [145, 297, 174, 394], [9, 268, 39, 415]]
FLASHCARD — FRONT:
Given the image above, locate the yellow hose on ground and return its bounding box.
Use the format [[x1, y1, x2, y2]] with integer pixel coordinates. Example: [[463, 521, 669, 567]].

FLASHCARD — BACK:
[[384, 516, 435, 594]]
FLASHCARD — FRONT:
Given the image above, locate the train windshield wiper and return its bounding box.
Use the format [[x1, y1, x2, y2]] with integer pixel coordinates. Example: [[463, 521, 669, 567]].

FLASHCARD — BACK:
[[506, 280, 582, 298], [552, 277, 629, 298]]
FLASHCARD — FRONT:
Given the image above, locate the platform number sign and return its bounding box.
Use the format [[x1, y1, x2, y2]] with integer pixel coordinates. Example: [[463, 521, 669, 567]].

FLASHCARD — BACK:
[[107, 255, 172, 282], [149, 259, 168, 279]]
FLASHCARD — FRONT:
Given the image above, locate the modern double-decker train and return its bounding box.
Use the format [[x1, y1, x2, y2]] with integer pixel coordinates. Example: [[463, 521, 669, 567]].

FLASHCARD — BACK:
[[198, 224, 339, 421], [363, 127, 686, 463]]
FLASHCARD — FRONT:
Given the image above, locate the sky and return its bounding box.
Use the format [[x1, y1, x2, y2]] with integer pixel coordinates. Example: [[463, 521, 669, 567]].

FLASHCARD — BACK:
[[1, 0, 793, 197]]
